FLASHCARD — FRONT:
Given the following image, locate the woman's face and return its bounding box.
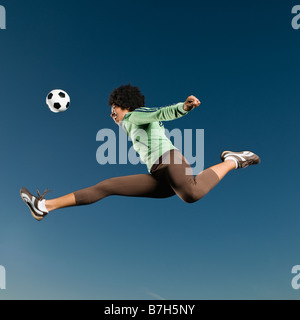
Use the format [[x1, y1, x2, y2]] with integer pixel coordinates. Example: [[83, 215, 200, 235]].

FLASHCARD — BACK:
[[110, 105, 128, 125]]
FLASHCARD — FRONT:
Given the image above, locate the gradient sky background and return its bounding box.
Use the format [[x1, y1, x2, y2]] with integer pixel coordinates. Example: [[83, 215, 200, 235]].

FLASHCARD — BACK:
[[0, 0, 300, 300]]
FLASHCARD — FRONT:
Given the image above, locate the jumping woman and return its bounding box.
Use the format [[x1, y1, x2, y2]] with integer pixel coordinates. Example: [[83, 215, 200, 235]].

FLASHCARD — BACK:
[[20, 84, 261, 221]]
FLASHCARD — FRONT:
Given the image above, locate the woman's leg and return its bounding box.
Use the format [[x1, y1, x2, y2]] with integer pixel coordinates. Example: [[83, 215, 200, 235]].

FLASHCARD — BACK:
[[45, 174, 175, 213], [207, 160, 236, 180], [162, 150, 235, 203]]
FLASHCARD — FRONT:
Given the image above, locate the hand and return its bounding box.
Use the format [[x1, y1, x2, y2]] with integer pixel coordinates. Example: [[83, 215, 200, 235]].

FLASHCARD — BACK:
[[183, 95, 201, 111]]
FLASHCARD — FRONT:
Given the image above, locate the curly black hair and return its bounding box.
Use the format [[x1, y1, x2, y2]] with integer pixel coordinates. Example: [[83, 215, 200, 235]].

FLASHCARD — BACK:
[[108, 84, 145, 111]]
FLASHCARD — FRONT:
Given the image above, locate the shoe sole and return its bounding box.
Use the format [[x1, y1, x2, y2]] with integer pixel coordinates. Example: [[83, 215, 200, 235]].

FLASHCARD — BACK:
[[20, 189, 44, 221]]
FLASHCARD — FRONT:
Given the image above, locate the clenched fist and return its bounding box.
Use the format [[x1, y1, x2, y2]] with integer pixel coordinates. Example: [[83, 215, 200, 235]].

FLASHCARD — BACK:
[[183, 95, 201, 111]]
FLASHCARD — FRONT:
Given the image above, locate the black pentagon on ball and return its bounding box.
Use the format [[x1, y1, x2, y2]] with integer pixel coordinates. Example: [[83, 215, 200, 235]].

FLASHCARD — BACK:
[[48, 93, 53, 99], [54, 103, 61, 110], [59, 92, 66, 98], [66, 102, 70, 108]]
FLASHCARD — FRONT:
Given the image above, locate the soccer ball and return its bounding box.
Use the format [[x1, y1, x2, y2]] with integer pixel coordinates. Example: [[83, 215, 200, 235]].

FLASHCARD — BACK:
[[46, 89, 70, 113]]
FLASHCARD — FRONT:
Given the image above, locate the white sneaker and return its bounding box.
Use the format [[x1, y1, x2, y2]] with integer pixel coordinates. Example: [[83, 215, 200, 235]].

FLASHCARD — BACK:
[[20, 187, 49, 221], [220, 150, 261, 169]]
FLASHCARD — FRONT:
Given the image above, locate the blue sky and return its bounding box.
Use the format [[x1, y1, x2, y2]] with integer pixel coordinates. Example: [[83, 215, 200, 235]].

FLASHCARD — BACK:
[[0, 0, 300, 299]]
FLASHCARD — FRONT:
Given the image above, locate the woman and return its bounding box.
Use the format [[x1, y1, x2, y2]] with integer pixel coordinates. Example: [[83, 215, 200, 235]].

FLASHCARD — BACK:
[[20, 84, 261, 221]]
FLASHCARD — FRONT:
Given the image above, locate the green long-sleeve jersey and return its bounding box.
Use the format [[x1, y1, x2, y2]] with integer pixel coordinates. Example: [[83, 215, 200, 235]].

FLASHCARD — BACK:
[[121, 102, 189, 172]]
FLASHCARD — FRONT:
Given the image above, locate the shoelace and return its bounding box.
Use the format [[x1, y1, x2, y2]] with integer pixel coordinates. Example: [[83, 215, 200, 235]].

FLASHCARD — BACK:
[[37, 188, 51, 200]]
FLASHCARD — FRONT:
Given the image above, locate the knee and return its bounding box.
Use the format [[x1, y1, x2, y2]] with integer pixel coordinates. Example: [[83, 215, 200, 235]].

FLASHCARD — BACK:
[[182, 196, 200, 204], [181, 190, 204, 204]]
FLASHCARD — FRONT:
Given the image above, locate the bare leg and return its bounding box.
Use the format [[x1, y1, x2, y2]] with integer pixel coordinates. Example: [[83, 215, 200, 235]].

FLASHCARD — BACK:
[[45, 193, 76, 213], [208, 159, 236, 180]]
